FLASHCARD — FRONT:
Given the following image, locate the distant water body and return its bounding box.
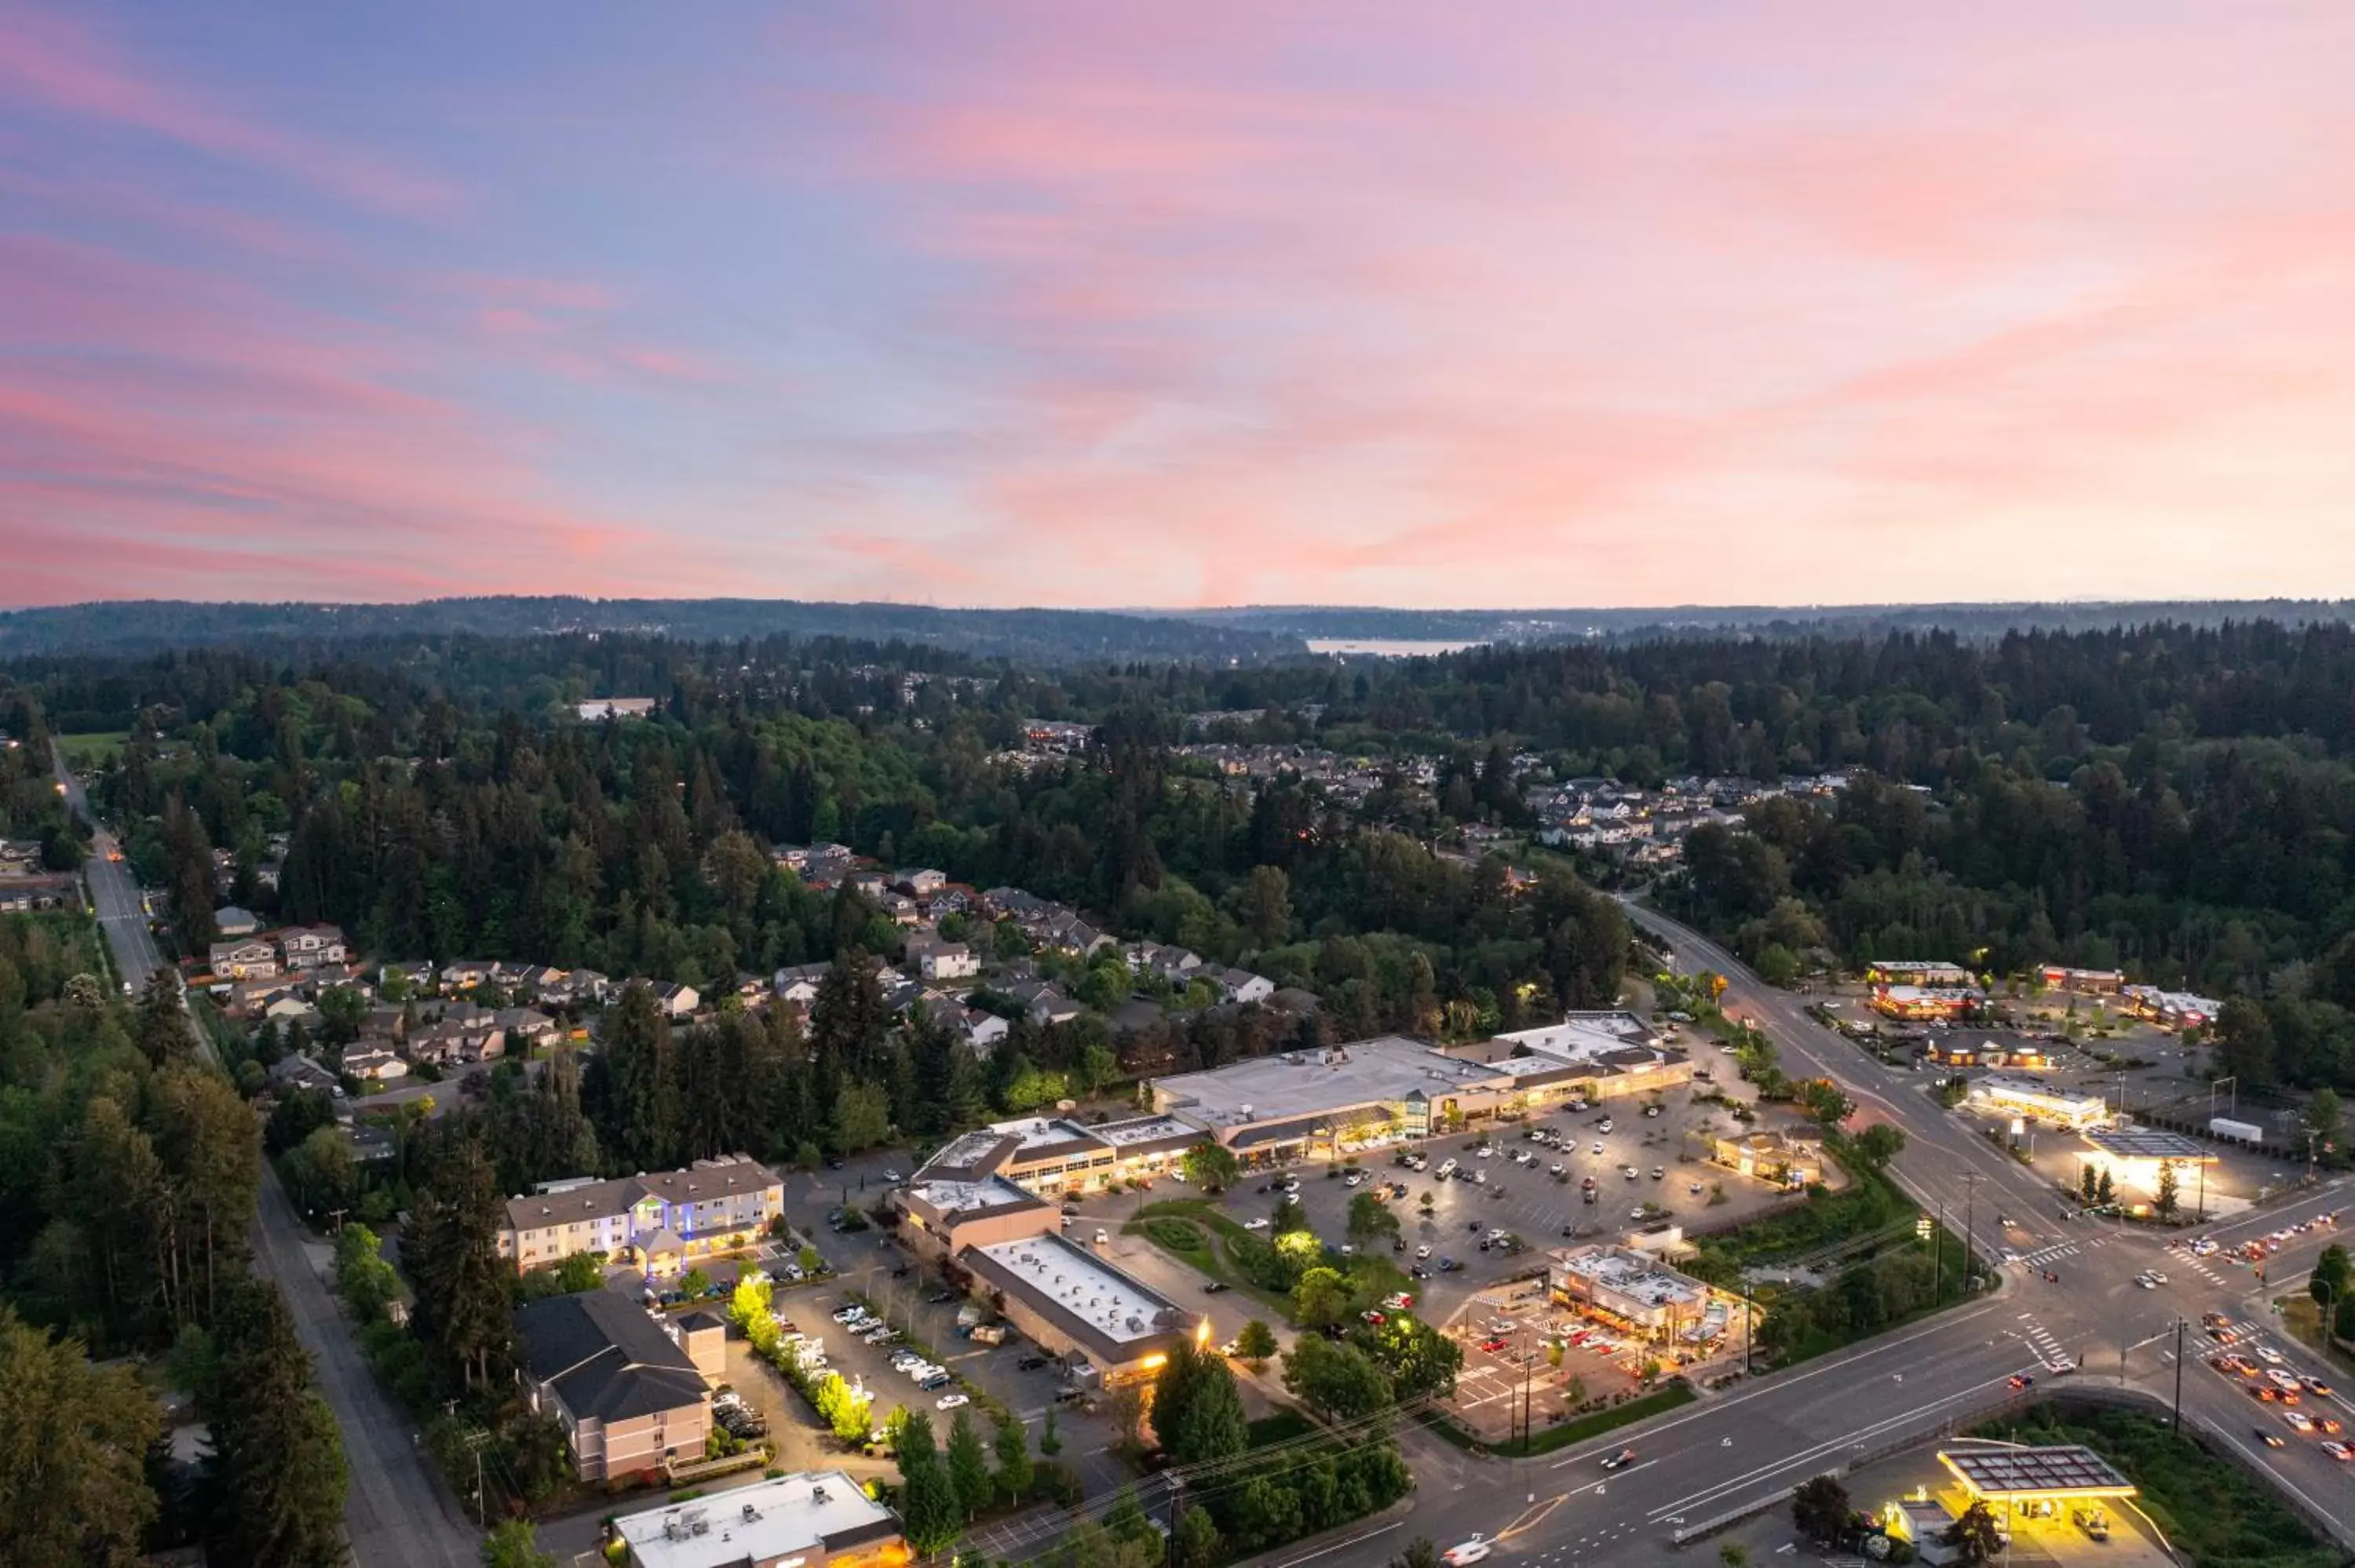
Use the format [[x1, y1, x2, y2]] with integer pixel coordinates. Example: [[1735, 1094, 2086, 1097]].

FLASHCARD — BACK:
[[1305, 637, 1481, 657]]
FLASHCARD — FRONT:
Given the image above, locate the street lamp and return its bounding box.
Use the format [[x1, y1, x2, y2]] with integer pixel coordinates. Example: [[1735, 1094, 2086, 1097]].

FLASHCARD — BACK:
[[2201, 1077, 2237, 1223]]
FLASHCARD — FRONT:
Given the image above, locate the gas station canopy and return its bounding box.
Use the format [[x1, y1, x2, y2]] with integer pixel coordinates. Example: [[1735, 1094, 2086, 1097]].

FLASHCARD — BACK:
[[1939, 1444, 2137, 1502]]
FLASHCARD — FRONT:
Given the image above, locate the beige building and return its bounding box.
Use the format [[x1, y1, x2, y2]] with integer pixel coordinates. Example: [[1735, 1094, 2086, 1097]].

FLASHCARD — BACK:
[[897, 1174, 1057, 1262], [1711, 1128, 1825, 1187], [1148, 1018, 1689, 1164], [515, 1290, 711, 1483], [1548, 1245, 1717, 1344], [912, 1114, 1203, 1197], [499, 1157, 783, 1275], [959, 1231, 1205, 1387]]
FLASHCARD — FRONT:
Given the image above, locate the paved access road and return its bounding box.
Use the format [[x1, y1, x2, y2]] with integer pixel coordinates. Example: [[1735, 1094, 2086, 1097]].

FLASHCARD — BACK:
[[1347, 906, 2355, 1568], [54, 746, 480, 1568]]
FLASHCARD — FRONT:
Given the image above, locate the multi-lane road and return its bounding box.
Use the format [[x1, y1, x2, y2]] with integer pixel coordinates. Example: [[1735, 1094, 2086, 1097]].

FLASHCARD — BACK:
[[53, 747, 478, 1568], [1353, 905, 2355, 1566]]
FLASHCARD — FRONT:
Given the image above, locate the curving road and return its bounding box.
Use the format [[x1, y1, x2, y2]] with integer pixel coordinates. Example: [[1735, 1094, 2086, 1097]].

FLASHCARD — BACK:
[[1320, 905, 2355, 1566], [55, 746, 480, 1568]]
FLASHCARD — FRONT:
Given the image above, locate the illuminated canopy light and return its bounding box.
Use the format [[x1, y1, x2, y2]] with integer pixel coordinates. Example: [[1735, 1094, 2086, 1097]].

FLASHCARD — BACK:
[[1938, 1445, 2137, 1503]]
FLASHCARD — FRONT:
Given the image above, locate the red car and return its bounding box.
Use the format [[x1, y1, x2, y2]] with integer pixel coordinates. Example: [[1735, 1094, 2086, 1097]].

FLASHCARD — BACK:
[[1478, 1336, 1510, 1354]]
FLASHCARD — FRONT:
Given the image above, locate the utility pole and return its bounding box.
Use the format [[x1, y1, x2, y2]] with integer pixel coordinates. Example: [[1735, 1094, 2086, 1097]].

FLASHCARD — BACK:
[[1961, 1172, 1984, 1290], [1931, 1199, 1945, 1303], [2172, 1318, 2185, 1431], [465, 1430, 491, 1530]]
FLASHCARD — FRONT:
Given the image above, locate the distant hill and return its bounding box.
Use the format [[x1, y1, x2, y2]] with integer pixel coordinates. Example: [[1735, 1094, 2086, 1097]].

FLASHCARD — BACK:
[[0, 597, 1305, 664], [1168, 600, 2355, 645]]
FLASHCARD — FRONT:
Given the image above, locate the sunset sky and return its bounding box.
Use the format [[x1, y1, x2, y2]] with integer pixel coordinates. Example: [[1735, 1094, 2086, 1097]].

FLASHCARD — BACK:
[[5, 2, 2353, 610]]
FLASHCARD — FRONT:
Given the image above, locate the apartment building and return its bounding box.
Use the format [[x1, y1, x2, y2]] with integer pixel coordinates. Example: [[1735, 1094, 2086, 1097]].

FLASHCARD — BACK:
[[499, 1156, 783, 1275]]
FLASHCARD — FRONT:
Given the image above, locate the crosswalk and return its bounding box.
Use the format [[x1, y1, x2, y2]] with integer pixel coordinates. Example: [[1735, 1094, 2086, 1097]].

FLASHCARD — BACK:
[[2011, 1233, 2117, 1269], [2017, 1313, 2073, 1370]]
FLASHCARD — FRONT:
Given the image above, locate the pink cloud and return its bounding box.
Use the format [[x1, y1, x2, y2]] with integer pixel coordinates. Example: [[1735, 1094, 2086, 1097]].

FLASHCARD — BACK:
[[0, 6, 457, 215]]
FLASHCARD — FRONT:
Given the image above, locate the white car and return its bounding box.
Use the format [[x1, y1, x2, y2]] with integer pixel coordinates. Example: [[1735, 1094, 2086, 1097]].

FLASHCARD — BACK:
[[1592, 1142, 1605, 1155], [2146, 1269, 2168, 1284], [1244, 1217, 1272, 1231], [2135, 1274, 2157, 1289], [937, 1392, 971, 1410], [1443, 1536, 1492, 1566], [1416, 1244, 1433, 1259], [2257, 1345, 2287, 1365]]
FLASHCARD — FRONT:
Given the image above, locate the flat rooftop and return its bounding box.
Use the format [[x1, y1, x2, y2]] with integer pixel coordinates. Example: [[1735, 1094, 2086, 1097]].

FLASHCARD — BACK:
[[1554, 1245, 1705, 1308], [2082, 1127, 2214, 1160], [1973, 1074, 2105, 1106], [1493, 1012, 1661, 1063], [1093, 1114, 1202, 1148], [615, 1471, 899, 1568], [1939, 1443, 2135, 1500], [970, 1233, 1183, 1347], [1152, 1036, 1501, 1129], [905, 1174, 1049, 1220]]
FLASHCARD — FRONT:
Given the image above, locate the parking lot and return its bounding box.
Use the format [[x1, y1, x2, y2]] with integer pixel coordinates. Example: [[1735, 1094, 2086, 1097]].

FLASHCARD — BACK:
[[1194, 1081, 1814, 1323], [774, 1153, 1133, 1496], [1437, 1279, 1652, 1441]]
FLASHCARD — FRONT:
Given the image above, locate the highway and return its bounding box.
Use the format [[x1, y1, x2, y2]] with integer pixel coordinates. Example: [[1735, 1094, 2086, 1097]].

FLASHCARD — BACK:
[[1342, 904, 2355, 1566], [53, 746, 480, 1568]]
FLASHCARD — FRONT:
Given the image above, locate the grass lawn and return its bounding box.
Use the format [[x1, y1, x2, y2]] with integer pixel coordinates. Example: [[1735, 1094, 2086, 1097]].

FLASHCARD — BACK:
[[1973, 1402, 2339, 1568], [1425, 1380, 1697, 1458], [2276, 1295, 2355, 1379], [1126, 1199, 1294, 1311], [55, 730, 129, 765], [1247, 1409, 1315, 1449]]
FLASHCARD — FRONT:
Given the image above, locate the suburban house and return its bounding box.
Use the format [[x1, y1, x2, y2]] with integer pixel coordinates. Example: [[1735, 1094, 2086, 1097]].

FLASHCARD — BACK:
[[277, 924, 348, 970], [958, 1010, 1010, 1052], [513, 1290, 710, 1483], [268, 1053, 345, 1099], [210, 939, 279, 980], [1004, 980, 1084, 1026], [1211, 968, 1276, 1005], [611, 1471, 906, 1568], [895, 868, 948, 895], [407, 1013, 503, 1067], [440, 959, 496, 990], [214, 905, 261, 938], [495, 1007, 562, 1053], [904, 935, 979, 983], [341, 1045, 408, 1082], [653, 983, 700, 1019], [497, 1156, 784, 1275]]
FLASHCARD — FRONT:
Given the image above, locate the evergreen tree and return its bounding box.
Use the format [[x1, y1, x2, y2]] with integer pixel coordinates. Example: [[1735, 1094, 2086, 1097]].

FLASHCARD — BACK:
[[944, 1408, 994, 1521], [134, 967, 191, 1067], [205, 1278, 349, 1568], [407, 1141, 514, 1389], [992, 1417, 1034, 1504], [2155, 1160, 2181, 1220], [893, 1411, 962, 1554], [0, 1305, 163, 1566], [594, 983, 679, 1170]]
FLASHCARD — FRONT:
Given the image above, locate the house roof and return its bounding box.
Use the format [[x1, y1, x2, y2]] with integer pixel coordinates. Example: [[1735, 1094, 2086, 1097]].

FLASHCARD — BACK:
[[515, 1292, 708, 1424]]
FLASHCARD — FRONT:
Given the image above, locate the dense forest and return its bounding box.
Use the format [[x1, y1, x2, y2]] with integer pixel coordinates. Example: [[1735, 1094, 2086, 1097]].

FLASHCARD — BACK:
[[13, 614, 2355, 1096], [0, 596, 1305, 664], [0, 913, 349, 1566]]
